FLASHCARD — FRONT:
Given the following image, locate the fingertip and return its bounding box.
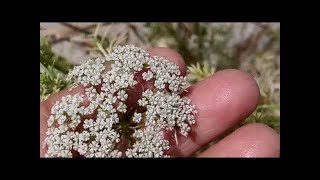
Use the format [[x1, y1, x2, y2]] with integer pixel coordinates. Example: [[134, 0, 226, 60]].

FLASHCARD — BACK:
[[199, 123, 280, 157], [237, 123, 280, 157], [213, 69, 260, 113], [188, 69, 260, 132]]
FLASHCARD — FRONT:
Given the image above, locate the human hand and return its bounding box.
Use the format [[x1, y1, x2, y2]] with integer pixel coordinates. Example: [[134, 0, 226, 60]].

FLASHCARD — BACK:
[[40, 47, 280, 157]]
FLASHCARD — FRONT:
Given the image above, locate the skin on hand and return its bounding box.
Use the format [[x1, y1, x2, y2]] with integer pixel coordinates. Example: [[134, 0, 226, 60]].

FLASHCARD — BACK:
[[40, 47, 280, 158]]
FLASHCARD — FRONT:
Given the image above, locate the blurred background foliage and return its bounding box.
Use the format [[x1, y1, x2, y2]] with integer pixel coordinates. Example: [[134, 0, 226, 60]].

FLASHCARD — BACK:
[[40, 22, 280, 151]]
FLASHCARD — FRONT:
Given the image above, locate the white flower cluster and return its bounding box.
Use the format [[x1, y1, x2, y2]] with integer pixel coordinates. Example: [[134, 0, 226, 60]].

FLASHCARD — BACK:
[[44, 45, 197, 158], [138, 89, 196, 136], [45, 94, 122, 157], [126, 125, 170, 157], [67, 58, 106, 86]]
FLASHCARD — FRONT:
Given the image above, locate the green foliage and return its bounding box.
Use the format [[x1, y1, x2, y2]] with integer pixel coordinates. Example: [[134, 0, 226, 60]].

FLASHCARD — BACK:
[[40, 63, 69, 101], [39, 24, 123, 101], [240, 104, 280, 133], [40, 36, 72, 101], [145, 23, 236, 69], [40, 36, 73, 74], [187, 62, 215, 83], [85, 24, 128, 59]]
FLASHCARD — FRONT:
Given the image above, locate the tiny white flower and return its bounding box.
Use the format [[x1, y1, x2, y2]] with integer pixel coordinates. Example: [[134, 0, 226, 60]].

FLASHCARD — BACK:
[[138, 98, 148, 107], [47, 115, 55, 126], [117, 102, 127, 113], [117, 90, 128, 101], [142, 71, 153, 81], [109, 113, 119, 124], [83, 119, 94, 130], [133, 112, 142, 123]]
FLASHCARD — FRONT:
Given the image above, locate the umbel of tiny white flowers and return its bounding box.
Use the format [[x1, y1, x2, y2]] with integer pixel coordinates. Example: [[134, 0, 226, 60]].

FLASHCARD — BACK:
[[44, 45, 197, 158]]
